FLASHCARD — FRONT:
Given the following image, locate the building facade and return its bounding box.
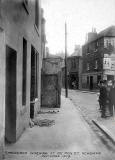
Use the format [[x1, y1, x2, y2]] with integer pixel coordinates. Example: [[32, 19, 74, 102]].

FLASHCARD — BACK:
[[62, 56, 82, 90], [0, 0, 42, 158], [67, 56, 82, 89], [82, 26, 115, 90]]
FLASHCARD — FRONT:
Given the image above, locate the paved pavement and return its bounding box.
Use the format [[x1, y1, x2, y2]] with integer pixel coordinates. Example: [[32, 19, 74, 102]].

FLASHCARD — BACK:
[[92, 111, 115, 145], [5, 95, 114, 160], [62, 89, 115, 151], [78, 89, 115, 146]]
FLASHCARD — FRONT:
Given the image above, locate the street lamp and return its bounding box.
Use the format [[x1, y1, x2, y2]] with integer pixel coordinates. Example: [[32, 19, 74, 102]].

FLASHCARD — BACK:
[[65, 22, 68, 98]]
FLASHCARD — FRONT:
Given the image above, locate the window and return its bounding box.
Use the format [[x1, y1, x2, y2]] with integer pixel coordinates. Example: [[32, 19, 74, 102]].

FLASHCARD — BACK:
[[95, 60, 98, 69], [112, 40, 114, 47], [35, 0, 39, 28], [97, 41, 98, 46], [94, 41, 98, 52], [106, 40, 108, 47], [87, 63, 90, 71], [22, 38, 27, 105], [35, 52, 38, 98]]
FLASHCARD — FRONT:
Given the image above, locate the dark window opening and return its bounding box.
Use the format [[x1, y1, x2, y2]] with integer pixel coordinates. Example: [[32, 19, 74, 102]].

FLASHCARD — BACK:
[[30, 46, 38, 101], [35, 52, 38, 97], [22, 38, 27, 105], [5, 45, 17, 142]]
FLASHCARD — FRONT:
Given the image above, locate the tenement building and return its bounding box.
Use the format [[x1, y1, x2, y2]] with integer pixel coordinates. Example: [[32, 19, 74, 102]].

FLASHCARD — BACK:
[[0, 0, 42, 158], [82, 26, 115, 90]]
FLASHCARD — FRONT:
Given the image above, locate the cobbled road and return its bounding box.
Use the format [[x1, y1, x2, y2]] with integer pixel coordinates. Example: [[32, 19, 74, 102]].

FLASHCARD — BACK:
[[62, 89, 115, 155]]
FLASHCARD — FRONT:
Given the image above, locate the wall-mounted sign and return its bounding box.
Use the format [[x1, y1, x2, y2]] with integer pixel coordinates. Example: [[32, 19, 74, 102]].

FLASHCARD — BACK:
[[104, 70, 115, 75], [103, 58, 111, 70]]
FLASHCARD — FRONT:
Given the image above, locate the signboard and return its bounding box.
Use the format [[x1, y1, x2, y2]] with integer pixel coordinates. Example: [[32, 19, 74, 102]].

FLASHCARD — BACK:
[[103, 58, 111, 70], [103, 54, 115, 71], [104, 70, 115, 75]]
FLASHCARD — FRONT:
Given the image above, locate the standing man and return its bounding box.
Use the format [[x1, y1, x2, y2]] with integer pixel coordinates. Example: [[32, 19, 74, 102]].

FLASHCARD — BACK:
[[109, 80, 115, 116], [100, 80, 107, 118], [98, 80, 103, 111]]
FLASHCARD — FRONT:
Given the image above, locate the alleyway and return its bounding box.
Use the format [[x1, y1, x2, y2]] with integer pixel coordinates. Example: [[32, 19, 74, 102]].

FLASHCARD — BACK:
[[5, 95, 115, 160]]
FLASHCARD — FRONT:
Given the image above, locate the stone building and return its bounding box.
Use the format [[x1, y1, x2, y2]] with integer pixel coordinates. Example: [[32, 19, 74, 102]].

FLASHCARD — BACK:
[[82, 26, 115, 90], [0, 0, 42, 158]]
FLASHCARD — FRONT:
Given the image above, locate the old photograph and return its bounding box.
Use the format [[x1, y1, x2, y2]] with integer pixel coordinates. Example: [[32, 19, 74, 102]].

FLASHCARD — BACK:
[[0, 0, 115, 159]]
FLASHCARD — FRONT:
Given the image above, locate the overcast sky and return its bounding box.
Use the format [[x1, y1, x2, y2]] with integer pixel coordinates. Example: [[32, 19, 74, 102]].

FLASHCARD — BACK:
[[41, 0, 115, 55]]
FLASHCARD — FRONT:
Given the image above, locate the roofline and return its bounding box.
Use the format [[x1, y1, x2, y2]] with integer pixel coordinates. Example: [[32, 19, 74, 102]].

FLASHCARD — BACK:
[[83, 26, 115, 46]]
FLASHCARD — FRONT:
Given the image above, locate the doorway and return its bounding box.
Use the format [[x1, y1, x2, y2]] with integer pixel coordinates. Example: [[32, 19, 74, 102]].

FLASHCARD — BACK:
[[5, 45, 17, 142], [30, 46, 38, 118]]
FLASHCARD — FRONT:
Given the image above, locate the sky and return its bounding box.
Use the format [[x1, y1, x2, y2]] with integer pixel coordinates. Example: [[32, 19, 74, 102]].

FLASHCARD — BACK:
[[41, 0, 115, 55]]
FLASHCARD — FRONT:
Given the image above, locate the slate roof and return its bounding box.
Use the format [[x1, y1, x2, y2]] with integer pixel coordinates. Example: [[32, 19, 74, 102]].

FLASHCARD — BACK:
[[85, 26, 115, 45], [98, 25, 115, 38]]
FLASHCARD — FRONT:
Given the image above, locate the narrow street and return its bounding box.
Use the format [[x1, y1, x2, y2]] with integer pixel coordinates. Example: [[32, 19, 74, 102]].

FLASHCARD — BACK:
[[5, 92, 115, 160], [62, 89, 115, 158]]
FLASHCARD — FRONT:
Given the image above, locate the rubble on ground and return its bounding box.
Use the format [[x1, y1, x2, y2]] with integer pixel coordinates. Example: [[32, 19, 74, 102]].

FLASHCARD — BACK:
[[29, 118, 55, 128]]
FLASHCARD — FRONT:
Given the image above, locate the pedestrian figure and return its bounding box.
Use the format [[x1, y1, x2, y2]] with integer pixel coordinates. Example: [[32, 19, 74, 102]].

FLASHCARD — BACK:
[[109, 80, 115, 116], [99, 80, 107, 118], [97, 80, 103, 111], [106, 80, 112, 117], [106, 81, 112, 117], [98, 80, 103, 111]]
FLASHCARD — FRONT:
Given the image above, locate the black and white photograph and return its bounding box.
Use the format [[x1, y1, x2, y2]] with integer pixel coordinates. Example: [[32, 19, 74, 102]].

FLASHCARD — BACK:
[[0, 0, 115, 159]]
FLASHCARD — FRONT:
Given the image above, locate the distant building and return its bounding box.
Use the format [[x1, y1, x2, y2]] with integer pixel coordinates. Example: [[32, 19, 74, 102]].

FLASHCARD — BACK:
[[62, 55, 82, 90], [82, 26, 115, 90], [42, 57, 63, 74], [71, 45, 82, 57], [0, 0, 42, 158]]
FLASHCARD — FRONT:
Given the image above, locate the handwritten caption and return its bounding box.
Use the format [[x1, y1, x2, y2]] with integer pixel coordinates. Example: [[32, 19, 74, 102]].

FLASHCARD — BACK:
[[5, 151, 101, 158]]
